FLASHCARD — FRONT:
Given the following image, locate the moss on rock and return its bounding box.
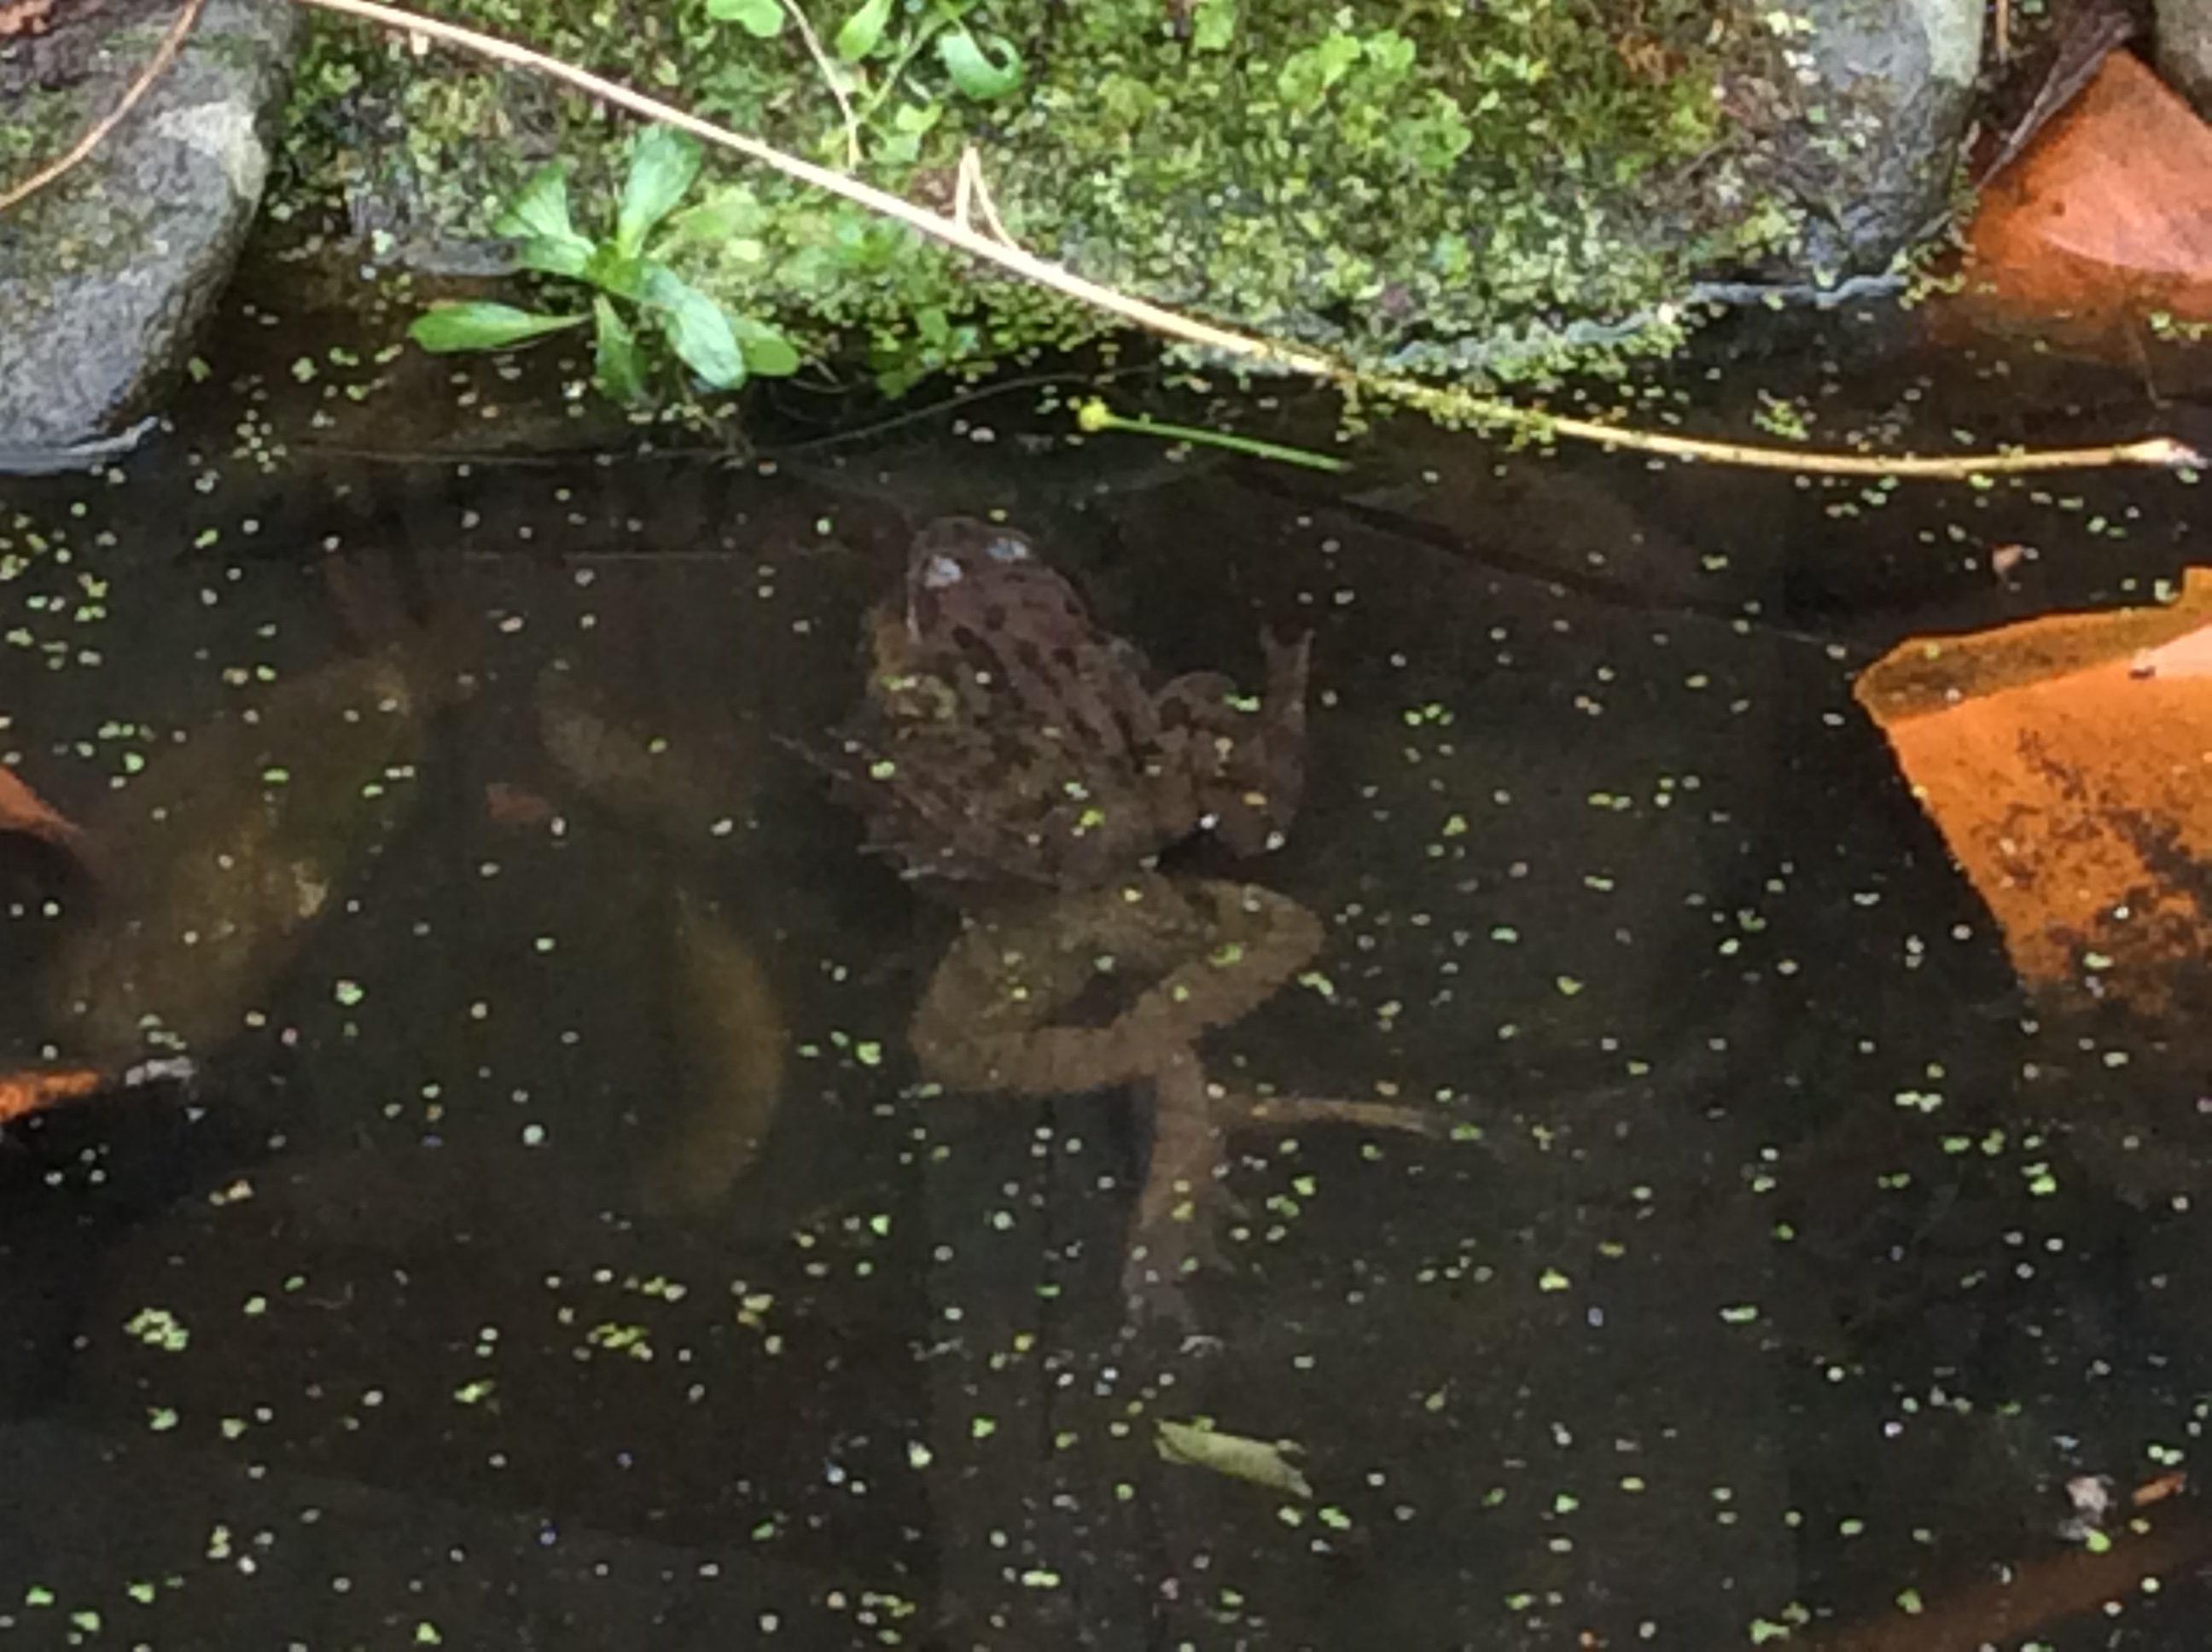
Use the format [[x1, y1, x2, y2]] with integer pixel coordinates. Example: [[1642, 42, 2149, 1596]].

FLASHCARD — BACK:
[[276, 0, 1824, 385]]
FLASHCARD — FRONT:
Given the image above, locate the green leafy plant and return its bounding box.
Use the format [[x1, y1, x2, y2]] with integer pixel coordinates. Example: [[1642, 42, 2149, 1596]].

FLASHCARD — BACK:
[[838, 0, 1026, 162], [698, 0, 1024, 169], [409, 125, 800, 404]]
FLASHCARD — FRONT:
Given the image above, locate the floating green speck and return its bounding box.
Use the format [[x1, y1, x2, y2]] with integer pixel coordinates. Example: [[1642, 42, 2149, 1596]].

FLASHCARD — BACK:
[[124, 1306, 189, 1352]]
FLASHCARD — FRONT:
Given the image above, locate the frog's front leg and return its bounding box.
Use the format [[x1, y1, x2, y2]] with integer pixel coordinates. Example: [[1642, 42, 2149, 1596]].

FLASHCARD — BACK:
[[1157, 629, 1313, 860]]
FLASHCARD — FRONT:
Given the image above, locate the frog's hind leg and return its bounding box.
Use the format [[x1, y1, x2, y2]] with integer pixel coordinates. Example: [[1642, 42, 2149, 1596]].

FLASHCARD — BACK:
[[1119, 1087, 1441, 1317], [1121, 1051, 1230, 1323]]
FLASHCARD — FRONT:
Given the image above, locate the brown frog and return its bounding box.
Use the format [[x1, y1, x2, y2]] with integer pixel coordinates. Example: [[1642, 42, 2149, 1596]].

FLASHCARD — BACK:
[[828, 517, 1311, 892]]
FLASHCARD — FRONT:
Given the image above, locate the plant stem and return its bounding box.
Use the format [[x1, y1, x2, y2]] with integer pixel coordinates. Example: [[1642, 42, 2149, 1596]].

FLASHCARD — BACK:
[[1076, 401, 1349, 473]]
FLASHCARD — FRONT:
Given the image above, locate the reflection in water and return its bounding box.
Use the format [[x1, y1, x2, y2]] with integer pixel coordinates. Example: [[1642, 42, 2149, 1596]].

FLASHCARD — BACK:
[[44, 643, 440, 1071], [0, 289, 2206, 1648], [636, 887, 787, 1215]]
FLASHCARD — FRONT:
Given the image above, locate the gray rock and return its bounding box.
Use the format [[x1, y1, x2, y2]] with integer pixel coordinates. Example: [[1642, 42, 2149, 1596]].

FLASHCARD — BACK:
[[0, 0, 298, 457], [1784, 0, 1987, 273], [2158, 0, 2212, 115]]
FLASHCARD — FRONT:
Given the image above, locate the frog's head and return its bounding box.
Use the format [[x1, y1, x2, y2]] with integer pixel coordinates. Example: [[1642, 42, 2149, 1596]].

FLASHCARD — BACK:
[[909, 516, 1034, 579], [902, 517, 1038, 637]]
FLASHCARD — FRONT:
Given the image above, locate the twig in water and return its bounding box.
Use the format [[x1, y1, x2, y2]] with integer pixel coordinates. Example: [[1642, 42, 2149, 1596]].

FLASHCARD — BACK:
[[0, 0, 210, 213]]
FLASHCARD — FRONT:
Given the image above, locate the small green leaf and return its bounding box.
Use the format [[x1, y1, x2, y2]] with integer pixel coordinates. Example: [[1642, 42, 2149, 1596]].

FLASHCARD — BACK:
[[733, 316, 801, 376], [492, 161, 585, 248], [592, 296, 648, 404], [937, 28, 1022, 98], [407, 302, 586, 353], [656, 185, 765, 253], [1190, 0, 1234, 50], [616, 126, 702, 258], [834, 0, 893, 61], [707, 0, 785, 33], [641, 266, 746, 389], [510, 235, 591, 280], [1277, 32, 1361, 111], [582, 244, 650, 302]]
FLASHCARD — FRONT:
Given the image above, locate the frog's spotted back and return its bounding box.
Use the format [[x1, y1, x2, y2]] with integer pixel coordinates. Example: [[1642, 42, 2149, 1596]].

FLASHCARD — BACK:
[[826, 516, 1313, 893]]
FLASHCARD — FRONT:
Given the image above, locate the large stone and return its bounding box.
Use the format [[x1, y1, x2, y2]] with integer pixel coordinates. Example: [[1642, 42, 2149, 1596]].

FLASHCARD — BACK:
[[1783, 0, 1987, 272], [0, 0, 298, 457], [2159, 0, 2212, 115], [271, 0, 1989, 393]]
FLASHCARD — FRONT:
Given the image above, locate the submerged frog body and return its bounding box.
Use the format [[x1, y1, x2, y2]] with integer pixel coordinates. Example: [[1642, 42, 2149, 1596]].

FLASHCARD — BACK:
[[40, 560, 468, 1071], [824, 518, 1438, 1318], [830, 517, 1310, 892]]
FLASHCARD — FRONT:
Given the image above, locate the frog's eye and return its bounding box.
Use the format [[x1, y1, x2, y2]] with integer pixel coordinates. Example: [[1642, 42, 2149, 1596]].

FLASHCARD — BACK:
[[984, 534, 1031, 563], [920, 554, 964, 589]]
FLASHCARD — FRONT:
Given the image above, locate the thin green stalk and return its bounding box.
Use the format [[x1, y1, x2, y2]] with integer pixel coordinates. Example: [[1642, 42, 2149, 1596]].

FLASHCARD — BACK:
[[1075, 399, 1349, 473]]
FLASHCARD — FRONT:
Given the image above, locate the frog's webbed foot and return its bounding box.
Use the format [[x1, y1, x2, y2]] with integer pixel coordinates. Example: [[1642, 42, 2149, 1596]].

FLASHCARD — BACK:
[[1121, 1235, 1204, 1327], [1234, 1094, 1447, 1137]]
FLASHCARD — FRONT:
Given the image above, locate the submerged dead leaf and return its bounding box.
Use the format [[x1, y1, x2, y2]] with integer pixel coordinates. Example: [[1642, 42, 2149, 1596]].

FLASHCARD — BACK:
[[1812, 1493, 2212, 1651], [0, 1066, 105, 1125], [0, 762, 84, 856], [2134, 1472, 2189, 1507], [483, 780, 556, 826], [1855, 569, 2212, 1013], [1155, 1419, 1313, 1498], [634, 888, 787, 1214]]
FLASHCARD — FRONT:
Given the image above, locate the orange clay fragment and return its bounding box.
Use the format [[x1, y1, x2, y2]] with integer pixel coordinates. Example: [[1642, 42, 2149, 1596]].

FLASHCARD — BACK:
[[1854, 568, 2212, 1014], [0, 1066, 105, 1125], [1947, 50, 2212, 342]]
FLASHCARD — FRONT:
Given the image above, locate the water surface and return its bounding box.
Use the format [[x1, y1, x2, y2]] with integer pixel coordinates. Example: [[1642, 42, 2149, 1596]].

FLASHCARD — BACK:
[[0, 270, 2209, 1649]]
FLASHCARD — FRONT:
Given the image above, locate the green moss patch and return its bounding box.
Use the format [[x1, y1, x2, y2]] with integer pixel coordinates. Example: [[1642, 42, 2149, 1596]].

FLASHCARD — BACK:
[[276, 0, 1813, 386]]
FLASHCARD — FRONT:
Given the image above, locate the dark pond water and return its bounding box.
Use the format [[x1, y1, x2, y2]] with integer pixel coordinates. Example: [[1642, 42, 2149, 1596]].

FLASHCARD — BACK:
[[1, 263, 2210, 1651]]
